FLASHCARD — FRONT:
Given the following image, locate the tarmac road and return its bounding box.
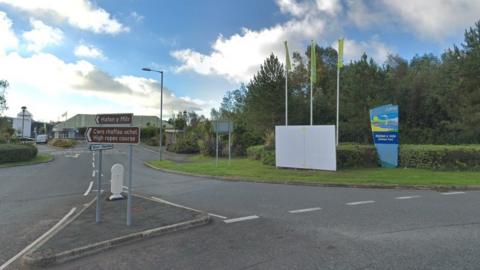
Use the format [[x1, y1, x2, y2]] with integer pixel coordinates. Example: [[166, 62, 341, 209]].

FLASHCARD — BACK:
[[1, 142, 479, 269]]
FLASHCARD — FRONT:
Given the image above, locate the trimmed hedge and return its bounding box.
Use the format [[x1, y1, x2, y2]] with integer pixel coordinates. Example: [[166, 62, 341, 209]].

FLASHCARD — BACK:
[[0, 144, 38, 164], [49, 139, 76, 148], [399, 145, 480, 171], [247, 144, 480, 171]]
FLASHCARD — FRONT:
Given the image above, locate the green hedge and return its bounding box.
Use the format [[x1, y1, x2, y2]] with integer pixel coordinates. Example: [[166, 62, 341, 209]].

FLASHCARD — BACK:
[[399, 145, 480, 171], [247, 144, 480, 171], [0, 144, 38, 164]]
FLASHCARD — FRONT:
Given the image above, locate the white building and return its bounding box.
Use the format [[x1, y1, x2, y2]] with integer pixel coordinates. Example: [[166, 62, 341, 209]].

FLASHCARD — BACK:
[[12, 109, 33, 138]]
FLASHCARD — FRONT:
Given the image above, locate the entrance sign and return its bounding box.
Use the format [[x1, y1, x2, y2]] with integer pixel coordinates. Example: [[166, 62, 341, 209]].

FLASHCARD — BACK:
[[85, 127, 140, 144], [95, 113, 133, 125], [275, 126, 336, 171], [369, 104, 399, 168]]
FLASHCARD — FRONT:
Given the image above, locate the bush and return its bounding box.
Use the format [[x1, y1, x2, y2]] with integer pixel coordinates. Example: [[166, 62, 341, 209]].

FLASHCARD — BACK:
[[49, 139, 76, 148], [399, 145, 480, 171], [146, 136, 159, 146], [167, 133, 199, 154], [246, 145, 275, 165], [0, 144, 37, 164], [337, 144, 378, 169]]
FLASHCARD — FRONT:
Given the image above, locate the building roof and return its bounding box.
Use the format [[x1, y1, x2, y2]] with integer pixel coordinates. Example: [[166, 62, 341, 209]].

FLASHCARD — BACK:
[[53, 114, 173, 131]]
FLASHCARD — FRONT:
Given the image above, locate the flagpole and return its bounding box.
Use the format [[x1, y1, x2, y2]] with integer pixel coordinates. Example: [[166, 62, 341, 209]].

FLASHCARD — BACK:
[[336, 65, 339, 146], [285, 68, 288, 126]]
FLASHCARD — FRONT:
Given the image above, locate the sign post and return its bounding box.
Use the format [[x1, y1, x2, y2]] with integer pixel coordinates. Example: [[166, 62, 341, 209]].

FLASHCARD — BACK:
[[212, 120, 234, 166], [369, 104, 399, 168], [86, 113, 139, 226]]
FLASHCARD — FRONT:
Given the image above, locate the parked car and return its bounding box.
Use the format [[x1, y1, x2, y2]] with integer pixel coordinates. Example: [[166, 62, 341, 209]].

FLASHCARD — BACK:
[[35, 134, 48, 144]]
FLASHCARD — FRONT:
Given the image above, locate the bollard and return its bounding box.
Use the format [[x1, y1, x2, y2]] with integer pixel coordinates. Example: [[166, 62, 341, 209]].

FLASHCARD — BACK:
[[109, 163, 124, 201]]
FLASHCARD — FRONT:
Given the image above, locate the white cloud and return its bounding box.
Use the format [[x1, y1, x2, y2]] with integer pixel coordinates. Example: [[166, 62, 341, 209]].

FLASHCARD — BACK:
[[0, 11, 18, 54], [380, 0, 480, 40], [0, 0, 128, 34], [129, 11, 144, 23], [22, 19, 63, 52], [0, 51, 208, 121], [74, 43, 105, 59], [172, 16, 326, 83]]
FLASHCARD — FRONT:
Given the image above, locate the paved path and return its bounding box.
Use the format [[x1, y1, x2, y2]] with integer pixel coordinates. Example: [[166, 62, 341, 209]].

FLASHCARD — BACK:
[[1, 143, 479, 269]]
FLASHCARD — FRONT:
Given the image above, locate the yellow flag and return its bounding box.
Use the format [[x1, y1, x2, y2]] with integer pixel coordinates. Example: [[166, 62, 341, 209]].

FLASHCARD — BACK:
[[338, 38, 344, 68], [284, 41, 291, 72]]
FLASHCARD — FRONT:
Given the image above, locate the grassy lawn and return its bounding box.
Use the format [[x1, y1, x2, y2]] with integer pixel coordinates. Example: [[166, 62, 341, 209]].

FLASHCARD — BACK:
[[0, 154, 54, 168], [147, 156, 480, 187]]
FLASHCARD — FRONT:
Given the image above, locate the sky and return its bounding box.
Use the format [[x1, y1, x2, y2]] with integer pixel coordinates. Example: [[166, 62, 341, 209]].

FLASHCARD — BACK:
[[0, 0, 479, 122]]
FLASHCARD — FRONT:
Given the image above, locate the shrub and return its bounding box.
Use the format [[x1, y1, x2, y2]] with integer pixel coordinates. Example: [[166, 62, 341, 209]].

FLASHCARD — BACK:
[[167, 133, 199, 154], [246, 145, 265, 160], [49, 139, 76, 148], [261, 150, 275, 166], [337, 144, 378, 169], [146, 136, 160, 146], [399, 145, 480, 171], [0, 144, 37, 163]]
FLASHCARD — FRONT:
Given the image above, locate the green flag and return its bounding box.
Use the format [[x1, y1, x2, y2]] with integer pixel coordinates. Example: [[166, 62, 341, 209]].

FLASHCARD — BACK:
[[284, 41, 291, 72], [310, 40, 316, 84], [338, 38, 344, 68]]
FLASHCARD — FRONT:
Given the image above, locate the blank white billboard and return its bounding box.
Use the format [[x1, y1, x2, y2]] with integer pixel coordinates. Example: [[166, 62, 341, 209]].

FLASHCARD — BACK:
[[275, 125, 336, 171]]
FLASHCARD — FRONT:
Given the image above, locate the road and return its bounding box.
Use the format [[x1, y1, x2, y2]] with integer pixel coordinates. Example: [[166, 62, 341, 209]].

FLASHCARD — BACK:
[[1, 143, 479, 269]]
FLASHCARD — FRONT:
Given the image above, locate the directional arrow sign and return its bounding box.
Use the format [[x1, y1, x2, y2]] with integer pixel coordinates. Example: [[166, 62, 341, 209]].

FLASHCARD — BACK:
[[85, 127, 140, 144], [95, 113, 133, 125]]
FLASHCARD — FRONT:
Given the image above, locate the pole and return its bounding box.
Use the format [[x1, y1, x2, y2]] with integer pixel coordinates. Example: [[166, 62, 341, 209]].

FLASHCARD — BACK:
[[127, 144, 133, 226], [285, 68, 288, 126], [159, 72, 163, 160], [21, 108, 25, 138], [228, 123, 231, 163], [336, 66, 340, 146], [96, 149, 102, 223], [310, 79, 313, 125], [215, 120, 219, 167]]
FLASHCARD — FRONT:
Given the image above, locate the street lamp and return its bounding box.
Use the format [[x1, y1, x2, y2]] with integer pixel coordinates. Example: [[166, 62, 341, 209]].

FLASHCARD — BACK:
[[21, 106, 26, 138], [142, 67, 164, 160]]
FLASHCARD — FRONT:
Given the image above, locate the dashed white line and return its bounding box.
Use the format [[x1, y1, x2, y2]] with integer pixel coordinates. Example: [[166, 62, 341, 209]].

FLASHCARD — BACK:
[[0, 207, 77, 270], [346, 200, 375, 206], [83, 181, 94, 196], [92, 162, 95, 168], [150, 196, 227, 219], [92, 170, 96, 177], [395, 195, 421, 200], [441, 191, 466, 195], [224, 215, 259, 224], [122, 185, 129, 190], [288, 207, 322, 214]]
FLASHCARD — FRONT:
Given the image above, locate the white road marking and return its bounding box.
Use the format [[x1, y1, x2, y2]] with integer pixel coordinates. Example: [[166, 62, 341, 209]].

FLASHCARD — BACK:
[[83, 181, 94, 196], [150, 196, 227, 219], [65, 153, 80, 158], [441, 191, 466, 195], [0, 207, 77, 270], [92, 170, 95, 177], [122, 185, 129, 190], [346, 200, 375, 206], [395, 195, 421, 200], [92, 162, 95, 168], [224, 215, 259, 224], [288, 207, 322, 214]]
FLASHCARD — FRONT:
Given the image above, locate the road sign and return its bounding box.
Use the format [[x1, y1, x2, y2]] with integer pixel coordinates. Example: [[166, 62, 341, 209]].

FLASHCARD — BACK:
[[95, 113, 133, 125], [89, 144, 114, 151], [85, 127, 140, 144], [212, 120, 233, 134]]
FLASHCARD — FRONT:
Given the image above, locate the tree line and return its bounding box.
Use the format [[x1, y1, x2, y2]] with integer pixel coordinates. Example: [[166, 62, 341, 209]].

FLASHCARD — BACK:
[[216, 20, 480, 146]]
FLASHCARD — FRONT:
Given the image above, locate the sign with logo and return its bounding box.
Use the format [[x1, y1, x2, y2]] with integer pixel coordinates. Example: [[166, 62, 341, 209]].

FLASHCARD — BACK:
[[85, 127, 140, 144], [369, 104, 399, 168], [95, 113, 133, 125]]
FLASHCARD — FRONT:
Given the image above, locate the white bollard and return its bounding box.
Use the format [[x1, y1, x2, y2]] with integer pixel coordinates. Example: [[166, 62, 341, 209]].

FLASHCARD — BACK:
[[109, 163, 124, 201]]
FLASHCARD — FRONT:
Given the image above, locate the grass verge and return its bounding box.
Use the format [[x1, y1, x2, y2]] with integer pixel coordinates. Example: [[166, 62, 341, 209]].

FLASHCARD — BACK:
[[147, 156, 480, 188], [0, 154, 54, 168]]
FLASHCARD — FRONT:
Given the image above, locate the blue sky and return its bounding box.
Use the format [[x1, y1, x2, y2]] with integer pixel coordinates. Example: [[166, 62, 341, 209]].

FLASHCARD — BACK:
[[0, 0, 478, 122]]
